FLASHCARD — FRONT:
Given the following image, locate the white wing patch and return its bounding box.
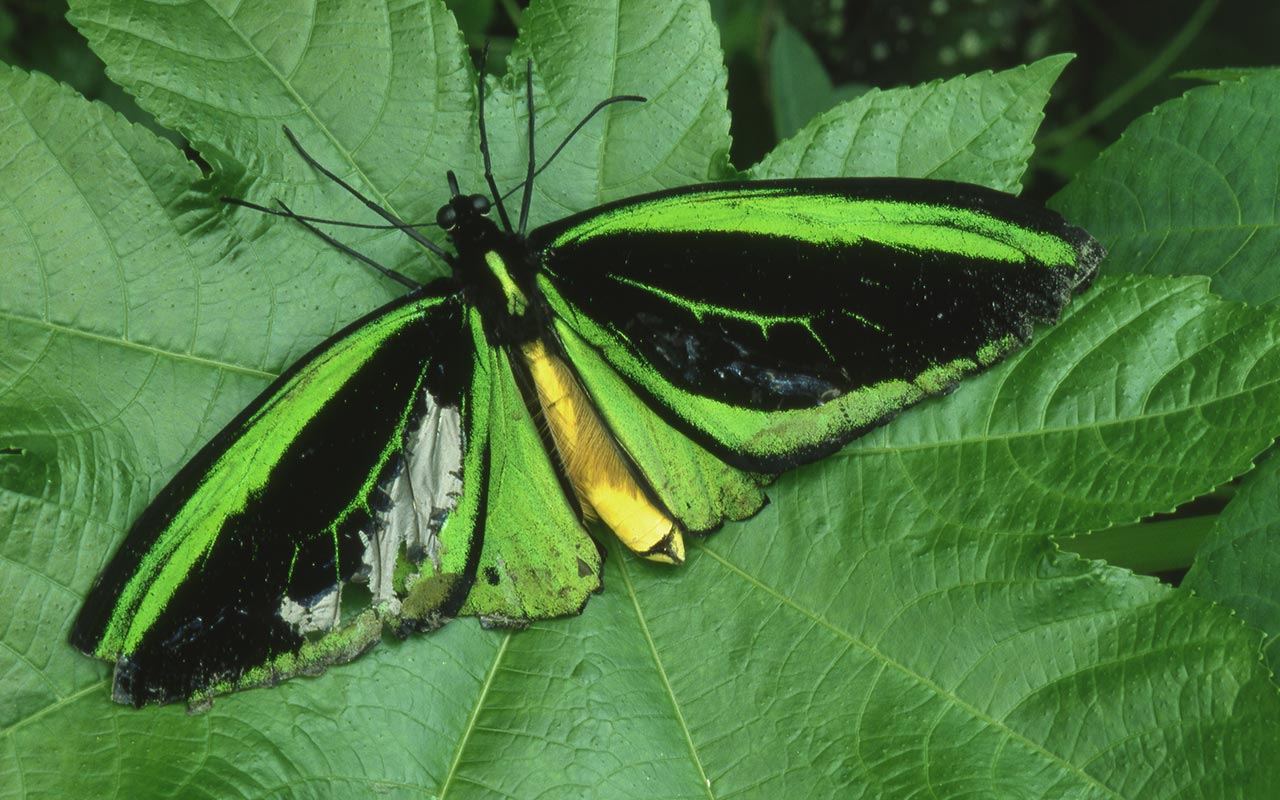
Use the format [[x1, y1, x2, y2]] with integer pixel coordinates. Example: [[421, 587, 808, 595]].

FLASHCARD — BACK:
[[275, 393, 465, 635], [364, 398, 465, 615], [278, 586, 341, 635]]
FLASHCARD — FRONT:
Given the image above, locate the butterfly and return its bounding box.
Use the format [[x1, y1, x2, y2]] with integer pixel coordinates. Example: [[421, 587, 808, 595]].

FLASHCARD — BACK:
[[70, 57, 1102, 708]]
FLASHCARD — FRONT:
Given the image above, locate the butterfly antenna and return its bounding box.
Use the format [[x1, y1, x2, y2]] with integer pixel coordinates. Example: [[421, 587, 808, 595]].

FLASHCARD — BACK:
[[517, 58, 536, 237], [478, 41, 516, 233], [499, 94, 646, 205], [279, 126, 451, 261], [272, 200, 423, 290], [221, 196, 436, 232]]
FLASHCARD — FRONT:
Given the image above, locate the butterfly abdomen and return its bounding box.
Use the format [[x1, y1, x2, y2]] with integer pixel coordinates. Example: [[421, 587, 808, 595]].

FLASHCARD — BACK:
[[517, 337, 686, 564]]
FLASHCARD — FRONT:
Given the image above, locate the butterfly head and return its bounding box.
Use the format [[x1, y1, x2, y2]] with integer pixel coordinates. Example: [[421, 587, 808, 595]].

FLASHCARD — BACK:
[[436, 170, 494, 239]]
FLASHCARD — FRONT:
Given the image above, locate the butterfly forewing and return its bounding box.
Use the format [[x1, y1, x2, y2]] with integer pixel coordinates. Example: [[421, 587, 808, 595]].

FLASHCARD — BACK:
[[532, 178, 1103, 473], [70, 290, 478, 706]]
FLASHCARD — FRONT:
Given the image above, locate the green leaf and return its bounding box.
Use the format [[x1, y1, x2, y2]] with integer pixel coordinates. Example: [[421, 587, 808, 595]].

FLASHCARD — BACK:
[[1184, 453, 1280, 671], [768, 23, 868, 142], [68, 0, 482, 288], [493, 0, 733, 220], [770, 22, 833, 140], [1052, 69, 1280, 306], [1051, 66, 1280, 656], [4, 1, 1280, 797], [752, 53, 1073, 193], [1175, 67, 1280, 83]]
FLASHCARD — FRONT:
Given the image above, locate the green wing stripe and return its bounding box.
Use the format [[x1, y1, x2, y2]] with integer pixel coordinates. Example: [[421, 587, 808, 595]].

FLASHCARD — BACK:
[[548, 184, 1079, 268], [609, 273, 873, 348], [553, 319, 769, 532], [95, 295, 451, 658]]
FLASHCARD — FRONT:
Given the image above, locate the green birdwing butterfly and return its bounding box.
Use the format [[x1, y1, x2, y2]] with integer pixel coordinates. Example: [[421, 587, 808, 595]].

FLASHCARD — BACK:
[[70, 61, 1102, 708]]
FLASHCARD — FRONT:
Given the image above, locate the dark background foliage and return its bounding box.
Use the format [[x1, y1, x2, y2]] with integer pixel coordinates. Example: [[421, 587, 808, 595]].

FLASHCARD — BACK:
[[5, 0, 1274, 203]]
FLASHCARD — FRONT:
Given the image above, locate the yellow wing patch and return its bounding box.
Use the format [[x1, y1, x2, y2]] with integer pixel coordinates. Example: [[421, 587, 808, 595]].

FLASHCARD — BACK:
[[519, 338, 685, 564]]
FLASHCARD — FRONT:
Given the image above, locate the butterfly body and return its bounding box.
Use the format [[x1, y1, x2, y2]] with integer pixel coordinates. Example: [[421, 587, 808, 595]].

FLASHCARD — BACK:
[[439, 182, 690, 563]]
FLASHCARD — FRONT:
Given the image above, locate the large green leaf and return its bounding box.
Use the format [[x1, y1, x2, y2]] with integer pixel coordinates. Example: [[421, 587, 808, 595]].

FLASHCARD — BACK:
[[3, 0, 1280, 797], [1053, 69, 1280, 681], [752, 51, 1070, 192], [1183, 453, 1280, 671], [1052, 69, 1280, 306]]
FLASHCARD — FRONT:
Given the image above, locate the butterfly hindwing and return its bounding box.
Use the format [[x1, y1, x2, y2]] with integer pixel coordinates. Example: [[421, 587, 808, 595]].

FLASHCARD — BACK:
[[533, 178, 1103, 474], [70, 290, 478, 706], [446, 312, 604, 626]]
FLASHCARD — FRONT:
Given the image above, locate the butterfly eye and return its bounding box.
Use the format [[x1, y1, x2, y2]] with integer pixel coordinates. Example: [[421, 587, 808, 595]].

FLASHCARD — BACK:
[[436, 205, 458, 230], [470, 194, 491, 214]]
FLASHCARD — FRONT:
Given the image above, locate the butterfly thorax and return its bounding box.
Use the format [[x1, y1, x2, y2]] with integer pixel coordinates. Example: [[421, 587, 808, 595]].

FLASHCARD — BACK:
[[440, 193, 545, 347]]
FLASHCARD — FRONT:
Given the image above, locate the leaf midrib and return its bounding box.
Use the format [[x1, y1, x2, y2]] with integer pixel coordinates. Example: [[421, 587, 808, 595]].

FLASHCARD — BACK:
[[0, 309, 276, 381]]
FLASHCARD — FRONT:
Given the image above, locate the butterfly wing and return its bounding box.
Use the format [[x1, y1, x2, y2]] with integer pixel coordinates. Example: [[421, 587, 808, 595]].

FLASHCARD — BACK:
[[70, 289, 475, 705], [531, 178, 1102, 522]]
